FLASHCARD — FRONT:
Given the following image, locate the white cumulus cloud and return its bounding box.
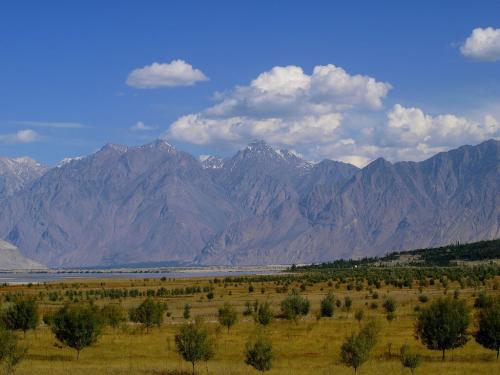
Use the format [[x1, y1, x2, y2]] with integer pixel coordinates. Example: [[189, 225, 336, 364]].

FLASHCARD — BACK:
[[168, 64, 390, 151], [126, 59, 208, 88], [460, 27, 500, 61], [385, 104, 500, 148], [165, 63, 498, 167], [0, 129, 39, 143]]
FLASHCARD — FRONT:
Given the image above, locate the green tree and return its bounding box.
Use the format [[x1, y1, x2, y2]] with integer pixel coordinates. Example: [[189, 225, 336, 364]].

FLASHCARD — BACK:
[[320, 292, 335, 317], [218, 303, 238, 332], [400, 344, 421, 374], [354, 309, 364, 324], [255, 302, 273, 326], [201, 335, 215, 375], [383, 297, 397, 322], [474, 291, 492, 309], [184, 304, 191, 320], [340, 321, 379, 374], [344, 296, 353, 311], [245, 335, 273, 374], [415, 297, 470, 360], [50, 304, 103, 359], [100, 304, 126, 328], [475, 297, 500, 359], [0, 326, 26, 374], [175, 319, 214, 375], [2, 298, 39, 336], [280, 290, 310, 321], [243, 301, 253, 316], [129, 298, 167, 333]]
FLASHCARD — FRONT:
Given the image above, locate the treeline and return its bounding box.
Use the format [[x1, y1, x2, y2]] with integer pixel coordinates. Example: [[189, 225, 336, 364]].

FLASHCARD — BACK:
[[2, 285, 213, 304], [294, 238, 500, 270], [226, 265, 500, 290]]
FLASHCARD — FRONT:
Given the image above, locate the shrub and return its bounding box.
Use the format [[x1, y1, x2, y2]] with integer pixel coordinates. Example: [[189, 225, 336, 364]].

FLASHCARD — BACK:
[[474, 291, 492, 309], [255, 302, 274, 326], [129, 298, 167, 332], [183, 304, 191, 320], [100, 304, 126, 328], [320, 292, 335, 317], [175, 319, 214, 375], [354, 309, 364, 323], [0, 326, 26, 374], [418, 295, 428, 303], [280, 291, 310, 321], [218, 302, 238, 332], [383, 297, 396, 314], [400, 344, 421, 374], [340, 320, 378, 374], [344, 296, 353, 311], [243, 301, 253, 316], [383, 297, 397, 322], [415, 297, 470, 360], [245, 335, 273, 373]]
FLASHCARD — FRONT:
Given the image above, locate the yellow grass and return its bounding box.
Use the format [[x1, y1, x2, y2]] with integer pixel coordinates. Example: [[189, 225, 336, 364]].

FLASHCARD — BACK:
[[2, 275, 499, 374]]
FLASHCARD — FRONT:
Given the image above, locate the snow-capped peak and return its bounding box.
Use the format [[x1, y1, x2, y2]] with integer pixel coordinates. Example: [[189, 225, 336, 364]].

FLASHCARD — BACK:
[[200, 155, 224, 169], [57, 156, 84, 168]]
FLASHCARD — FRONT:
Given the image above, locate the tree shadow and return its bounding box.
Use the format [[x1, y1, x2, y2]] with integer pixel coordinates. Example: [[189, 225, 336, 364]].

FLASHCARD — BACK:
[[26, 353, 73, 362]]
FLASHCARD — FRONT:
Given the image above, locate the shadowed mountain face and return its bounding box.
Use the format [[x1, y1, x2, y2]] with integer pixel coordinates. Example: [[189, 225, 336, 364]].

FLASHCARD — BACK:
[[0, 139, 498, 267], [0, 156, 48, 199]]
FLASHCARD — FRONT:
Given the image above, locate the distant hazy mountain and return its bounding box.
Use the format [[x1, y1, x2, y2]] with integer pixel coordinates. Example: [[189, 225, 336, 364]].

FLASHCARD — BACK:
[[0, 140, 241, 267], [199, 139, 499, 265], [0, 139, 498, 267], [0, 156, 47, 199], [0, 240, 46, 270]]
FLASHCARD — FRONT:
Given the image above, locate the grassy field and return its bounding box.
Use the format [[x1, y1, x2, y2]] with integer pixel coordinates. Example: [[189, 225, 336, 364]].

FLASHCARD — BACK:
[[1, 272, 500, 375]]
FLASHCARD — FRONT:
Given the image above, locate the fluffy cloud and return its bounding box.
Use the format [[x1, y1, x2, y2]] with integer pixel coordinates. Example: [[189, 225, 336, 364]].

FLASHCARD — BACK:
[[170, 113, 344, 146], [460, 27, 500, 61], [0, 129, 39, 143], [166, 63, 499, 167], [385, 104, 500, 147], [130, 121, 157, 131], [126, 59, 208, 88], [168, 64, 390, 150]]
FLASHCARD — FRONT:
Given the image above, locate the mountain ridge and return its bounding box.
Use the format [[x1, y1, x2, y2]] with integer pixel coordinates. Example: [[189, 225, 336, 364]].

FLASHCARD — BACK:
[[0, 138, 498, 267]]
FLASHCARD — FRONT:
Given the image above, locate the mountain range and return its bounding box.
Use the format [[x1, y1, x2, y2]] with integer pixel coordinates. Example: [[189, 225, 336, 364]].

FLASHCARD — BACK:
[[0, 139, 498, 268]]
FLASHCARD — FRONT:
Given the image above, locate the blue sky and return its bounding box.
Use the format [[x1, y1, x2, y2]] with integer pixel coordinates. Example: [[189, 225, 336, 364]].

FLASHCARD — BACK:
[[1, 1, 500, 166]]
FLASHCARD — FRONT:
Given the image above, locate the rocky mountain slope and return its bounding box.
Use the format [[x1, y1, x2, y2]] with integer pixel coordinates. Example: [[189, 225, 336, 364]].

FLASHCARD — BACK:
[[0, 139, 498, 267], [0, 140, 241, 267], [0, 156, 47, 199]]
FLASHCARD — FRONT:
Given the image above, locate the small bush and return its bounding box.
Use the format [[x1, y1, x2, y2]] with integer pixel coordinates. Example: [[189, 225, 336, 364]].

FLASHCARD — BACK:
[[245, 335, 273, 373]]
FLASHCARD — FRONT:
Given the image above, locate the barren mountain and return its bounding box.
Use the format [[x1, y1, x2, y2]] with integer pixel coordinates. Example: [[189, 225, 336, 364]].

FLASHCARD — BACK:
[[198, 139, 499, 264], [0, 156, 47, 199], [0, 139, 498, 267], [0, 140, 241, 267]]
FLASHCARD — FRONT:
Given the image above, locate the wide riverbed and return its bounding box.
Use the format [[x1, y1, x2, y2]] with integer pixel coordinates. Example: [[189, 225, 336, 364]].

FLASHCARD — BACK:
[[0, 265, 286, 284]]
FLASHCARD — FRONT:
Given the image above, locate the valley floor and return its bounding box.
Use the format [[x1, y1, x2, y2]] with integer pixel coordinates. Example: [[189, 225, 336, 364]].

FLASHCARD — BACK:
[[2, 273, 500, 375]]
